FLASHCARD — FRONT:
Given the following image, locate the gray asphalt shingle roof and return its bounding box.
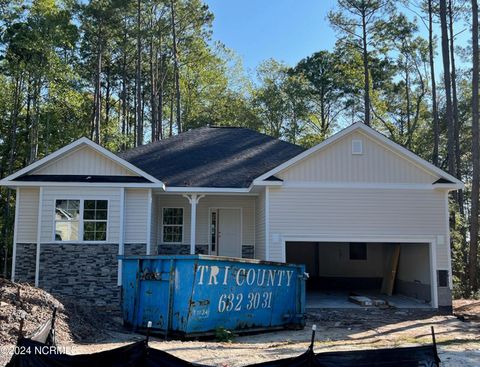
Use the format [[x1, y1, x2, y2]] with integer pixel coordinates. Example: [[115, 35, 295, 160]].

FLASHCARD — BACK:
[[118, 126, 305, 188]]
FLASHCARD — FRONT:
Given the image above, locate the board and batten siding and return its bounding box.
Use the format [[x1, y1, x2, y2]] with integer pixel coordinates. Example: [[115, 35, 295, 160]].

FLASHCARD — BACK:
[[277, 131, 437, 184], [32, 145, 136, 176], [124, 188, 149, 243], [268, 187, 448, 268], [39, 187, 122, 243], [255, 189, 266, 260], [16, 187, 40, 243], [154, 194, 255, 247]]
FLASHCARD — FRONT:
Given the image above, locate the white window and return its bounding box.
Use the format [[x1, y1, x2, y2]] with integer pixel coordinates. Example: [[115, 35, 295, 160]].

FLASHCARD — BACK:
[[162, 208, 183, 243], [55, 200, 80, 241], [55, 199, 108, 242], [83, 200, 108, 241]]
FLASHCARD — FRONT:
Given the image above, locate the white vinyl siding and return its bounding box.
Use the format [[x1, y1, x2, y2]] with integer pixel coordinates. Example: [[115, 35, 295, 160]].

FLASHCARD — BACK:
[[32, 146, 137, 176], [268, 186, 448, 268], [150, 194, 158, 253], [124, 188, 149, 243], [40, 187, 121, 243], [16, 187, 39, 243], [255, 189, 266, 260], [277, 131, 438, 184]]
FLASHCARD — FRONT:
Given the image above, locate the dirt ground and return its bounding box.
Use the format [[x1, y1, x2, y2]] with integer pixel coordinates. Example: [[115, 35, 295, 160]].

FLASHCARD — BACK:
[[64, 307, 480, 366], [1, 293, 480, 366]]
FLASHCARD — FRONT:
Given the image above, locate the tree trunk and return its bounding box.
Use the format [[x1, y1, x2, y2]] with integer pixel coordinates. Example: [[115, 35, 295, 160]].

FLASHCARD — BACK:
[[93, 42, 102, 144], [105, 64, 111, 129], [428, 0, 440, 166], [29, 78, 41, 163], [439, 0, 455, 176], [470, 0, 480, 293], [405, 65, 411, 148], [169, 91, 174, 137], [170, 0, 181, 133], [121, 17, 128, 151], [361, 8, 371, 126], [150, 19, 158, 143], [1, 74, 23, 277], [136, 0, 143, 146], [448, 0, 464, 206]]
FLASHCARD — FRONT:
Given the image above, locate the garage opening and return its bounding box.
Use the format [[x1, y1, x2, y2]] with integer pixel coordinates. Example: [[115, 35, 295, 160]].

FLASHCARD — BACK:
[[286, 242, 432, 309]]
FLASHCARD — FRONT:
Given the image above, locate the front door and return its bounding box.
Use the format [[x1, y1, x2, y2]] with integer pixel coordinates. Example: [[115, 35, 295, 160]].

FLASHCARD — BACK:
[[217, 208, 241, 258]]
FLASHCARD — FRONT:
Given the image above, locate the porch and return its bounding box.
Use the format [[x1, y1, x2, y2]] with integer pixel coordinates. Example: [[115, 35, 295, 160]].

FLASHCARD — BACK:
[[150, 192, 258, 259]]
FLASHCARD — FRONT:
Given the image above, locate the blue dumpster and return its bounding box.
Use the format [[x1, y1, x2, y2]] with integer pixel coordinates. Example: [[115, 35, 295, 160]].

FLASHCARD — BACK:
[[121, 255, 306, 337]]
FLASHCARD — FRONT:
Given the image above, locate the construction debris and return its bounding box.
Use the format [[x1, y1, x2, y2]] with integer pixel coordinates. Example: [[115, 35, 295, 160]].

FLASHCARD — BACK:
[[0, 278, 118, 346]]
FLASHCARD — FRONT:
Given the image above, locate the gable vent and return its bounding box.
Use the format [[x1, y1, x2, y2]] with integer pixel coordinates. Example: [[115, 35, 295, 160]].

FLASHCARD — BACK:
[[351, 139, 363, 155]]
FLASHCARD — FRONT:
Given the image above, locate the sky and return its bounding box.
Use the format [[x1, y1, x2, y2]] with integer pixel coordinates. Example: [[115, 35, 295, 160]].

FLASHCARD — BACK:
[[204, 0, 338, 73], [203, 0, 471, 74]]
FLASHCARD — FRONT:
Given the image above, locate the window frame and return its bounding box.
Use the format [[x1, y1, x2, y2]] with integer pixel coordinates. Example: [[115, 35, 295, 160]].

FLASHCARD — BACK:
[[161, 207, 184, 244], [53, 198, 110, 243]]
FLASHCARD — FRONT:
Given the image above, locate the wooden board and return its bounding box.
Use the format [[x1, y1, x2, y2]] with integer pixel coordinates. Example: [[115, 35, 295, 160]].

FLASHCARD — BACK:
[[381, 244, 401, 296], [349, 296, 373, 306]]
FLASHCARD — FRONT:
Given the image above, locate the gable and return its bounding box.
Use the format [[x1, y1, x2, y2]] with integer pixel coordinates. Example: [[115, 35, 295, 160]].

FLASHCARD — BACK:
[[277, 130, 439, 184], [31, 145, 138, 176]]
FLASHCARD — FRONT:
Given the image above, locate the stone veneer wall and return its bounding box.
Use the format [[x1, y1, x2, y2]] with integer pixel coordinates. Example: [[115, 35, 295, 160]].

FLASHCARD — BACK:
[[158, 244, 255, 259], [124, 243, 146, 256], [14, 243, 37, 284], [242, 245, 254, 259], [39, 243, 119, 310], [158, 244, 209, 255]]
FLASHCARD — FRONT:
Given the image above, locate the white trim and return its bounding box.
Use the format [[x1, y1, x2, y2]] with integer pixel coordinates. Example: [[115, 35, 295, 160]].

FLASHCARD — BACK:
[[118, 188, 125, 286], [265, 187, 270, 261], [280, 235, 439, 309], [0, 137, 165, 188], [156, 191, 258, 196], [35, 187, 43, 287], [430, 241, 439, 308], [146, 189, 153, 255], [208, 208, 216, 255], [253, 122, 464, 187], [444, 192, 454, 288], [161, 206, 186, 245], [167, 187, 251, 193], [0, 181, 165, 188], [282, 181, 456, 190], [253, 181, 283, 186], [52, 198, 110, 243], [183, 194, 205, 254], [11, 188, 20, 282]]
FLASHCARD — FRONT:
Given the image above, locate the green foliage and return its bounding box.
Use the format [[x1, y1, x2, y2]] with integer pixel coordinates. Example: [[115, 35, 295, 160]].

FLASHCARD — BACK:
[[0, 0, 478, 294], [214, 327, 235, 342]]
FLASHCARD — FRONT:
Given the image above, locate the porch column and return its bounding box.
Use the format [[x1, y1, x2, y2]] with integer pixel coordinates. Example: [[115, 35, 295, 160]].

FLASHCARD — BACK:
[[183, 194, 205, 254]]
